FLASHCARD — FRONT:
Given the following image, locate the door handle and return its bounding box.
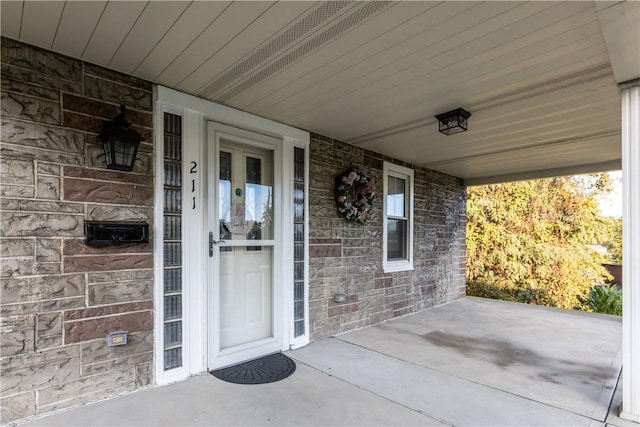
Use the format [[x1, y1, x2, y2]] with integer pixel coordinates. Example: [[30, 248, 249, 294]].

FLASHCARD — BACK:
[[209, 232, 226, 257]]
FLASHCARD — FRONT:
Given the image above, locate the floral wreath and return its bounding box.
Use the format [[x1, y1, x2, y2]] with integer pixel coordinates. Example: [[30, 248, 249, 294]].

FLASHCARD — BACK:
[[336, 168, 375, 224]]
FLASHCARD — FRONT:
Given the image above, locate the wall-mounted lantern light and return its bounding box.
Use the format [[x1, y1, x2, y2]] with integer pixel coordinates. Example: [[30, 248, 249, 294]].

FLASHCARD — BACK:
[[99, 105, 143, 171], [435, 108, 472, 135]]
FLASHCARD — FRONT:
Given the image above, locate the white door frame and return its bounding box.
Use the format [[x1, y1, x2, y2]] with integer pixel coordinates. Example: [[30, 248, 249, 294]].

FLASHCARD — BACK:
[[153, 86, 310, 385], [206, 122, 284, 370]]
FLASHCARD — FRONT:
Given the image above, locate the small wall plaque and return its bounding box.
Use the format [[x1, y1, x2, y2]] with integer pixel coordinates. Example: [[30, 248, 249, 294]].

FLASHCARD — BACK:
[[106, 330, 128, 347]]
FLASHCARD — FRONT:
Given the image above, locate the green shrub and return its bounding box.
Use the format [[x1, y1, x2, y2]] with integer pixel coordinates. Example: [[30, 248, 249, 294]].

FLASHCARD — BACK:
[[583, 284, 622, 316], [467, 281, 548, 305]]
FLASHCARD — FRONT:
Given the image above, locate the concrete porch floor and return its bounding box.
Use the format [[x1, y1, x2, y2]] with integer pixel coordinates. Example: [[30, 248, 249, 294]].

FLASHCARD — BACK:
[[17, 297, 637, 427]]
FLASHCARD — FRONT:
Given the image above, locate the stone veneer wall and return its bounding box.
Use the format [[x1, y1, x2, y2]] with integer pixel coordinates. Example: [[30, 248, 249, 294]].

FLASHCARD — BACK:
[[307, 134, 466, 339], [0, 38, 154, 423]]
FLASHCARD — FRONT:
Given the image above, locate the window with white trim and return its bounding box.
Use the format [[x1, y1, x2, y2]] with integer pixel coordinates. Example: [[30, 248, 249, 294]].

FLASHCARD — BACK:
[[383, 162, 414, 272]]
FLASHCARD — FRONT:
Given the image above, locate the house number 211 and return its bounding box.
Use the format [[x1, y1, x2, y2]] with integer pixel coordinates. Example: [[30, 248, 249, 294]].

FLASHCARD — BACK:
[[190, 161, 197, 210]]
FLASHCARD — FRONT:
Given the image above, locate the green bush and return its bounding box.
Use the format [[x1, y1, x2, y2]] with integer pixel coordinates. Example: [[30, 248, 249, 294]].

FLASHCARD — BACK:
[[467, 281, 548, 305], [583, 284, 622, 316]]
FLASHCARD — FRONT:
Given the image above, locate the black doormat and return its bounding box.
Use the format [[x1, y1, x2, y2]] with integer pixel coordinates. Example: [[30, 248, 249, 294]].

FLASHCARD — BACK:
[[210, 353, 296, 385]]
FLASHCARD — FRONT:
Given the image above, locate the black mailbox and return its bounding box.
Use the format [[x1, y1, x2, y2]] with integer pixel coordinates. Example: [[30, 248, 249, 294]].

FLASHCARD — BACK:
[[85, 222, 149, 246]]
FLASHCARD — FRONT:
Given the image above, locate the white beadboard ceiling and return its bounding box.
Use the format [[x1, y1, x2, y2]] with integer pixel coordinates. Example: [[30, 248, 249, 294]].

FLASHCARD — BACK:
[[2, 0, 638, 184]]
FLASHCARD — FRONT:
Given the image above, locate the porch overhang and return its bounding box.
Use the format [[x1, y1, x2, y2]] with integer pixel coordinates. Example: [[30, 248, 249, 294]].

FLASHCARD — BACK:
[[1, 0, 637, 184]]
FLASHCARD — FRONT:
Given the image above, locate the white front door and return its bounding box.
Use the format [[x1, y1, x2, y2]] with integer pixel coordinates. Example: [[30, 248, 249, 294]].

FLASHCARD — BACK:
[[207, 122, 282, 369]]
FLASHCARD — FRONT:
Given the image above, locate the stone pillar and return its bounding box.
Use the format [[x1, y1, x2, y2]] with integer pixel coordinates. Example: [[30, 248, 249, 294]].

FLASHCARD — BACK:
[[620, 79, 640, 423]]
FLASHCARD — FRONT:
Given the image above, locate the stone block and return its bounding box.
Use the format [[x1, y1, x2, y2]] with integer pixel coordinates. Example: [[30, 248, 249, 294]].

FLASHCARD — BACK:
[[0, 391, 36, 424], [1, 142, 84, 166], [346, 282, 373, 297], [63, 178, 153, 205], [1, 37, 82, 81], [81, 331, 153, 366], [309, 243, 342, 258], [342, 247, 372, 257], [309, 306, 328, 323], [136, 370, 153, 388], [0, 184, 34, 198], [309, 285, 335, 300], [136, 360, 153, 374], [37, 162, 60, 175], [64, 254, 153, 273], [84, 63, 153, 91], [64, 310, 153, 343], [87, 205, 153, 223], [1, 257, 33, 277], [369, 311, 392, 325], [1, 63, 82, 95], [35, 334, 62, 351], [62, 94, 120, 120], [309, 139, 333, 157], [328, 302, 359, 317], [1, 157, 34, 185], [392, 299, 412, 311], [87, 269, 153, 284], [0, 213, 83, 237], [333, 139, 363, 156], [36, 175, 60, 199], [1, 118, 84, 153], [310, 316, 341, 340], [1, 91, 60, 125], [1, 198, 83, 214], [37, 368, 135, 406], [1, 344, 79, 370], [84, 75, 152, 111], [35, 238, 61, 262], [310, 133, 334, 144], [0, 273, 85, 304], [89, 280, 153, 305], [62, 110, 106, 134], [65, 301, 153, 321], [83, 352, 153, 376], [36, 312, 63, 350], [0, 239, 34, 257], [63, 94, 153, 128], [340, 319, 368, 333], [1, 75, 60, 100], [63, 166, 153, 186], [1, 297, 85, 317], [364, 154, 384, 170], [0, 315, 35, 357], [393, 307, 412, 317]]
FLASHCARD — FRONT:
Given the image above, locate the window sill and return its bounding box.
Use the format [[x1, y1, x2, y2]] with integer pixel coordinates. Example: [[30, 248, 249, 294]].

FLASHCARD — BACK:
[[383, 261, 414, 273]]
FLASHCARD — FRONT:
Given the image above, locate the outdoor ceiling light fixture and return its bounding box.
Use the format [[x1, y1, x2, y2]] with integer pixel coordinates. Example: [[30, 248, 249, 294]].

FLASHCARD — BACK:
[[99, 105, 143, 171], [435, 108, 472, 135]]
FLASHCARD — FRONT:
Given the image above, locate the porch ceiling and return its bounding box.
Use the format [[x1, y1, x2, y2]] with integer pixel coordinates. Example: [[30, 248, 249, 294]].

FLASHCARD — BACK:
[[2, 1, 637, 184]]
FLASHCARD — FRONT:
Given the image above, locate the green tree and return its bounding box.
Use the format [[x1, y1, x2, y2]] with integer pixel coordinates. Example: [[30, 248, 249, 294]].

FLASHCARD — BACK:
[[466, 175, 612, 310], [601, 216, 622, 263]]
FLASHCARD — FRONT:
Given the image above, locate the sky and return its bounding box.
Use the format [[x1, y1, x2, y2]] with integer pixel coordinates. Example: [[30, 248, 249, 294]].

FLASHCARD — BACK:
[[596, 170, 622, 217]]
